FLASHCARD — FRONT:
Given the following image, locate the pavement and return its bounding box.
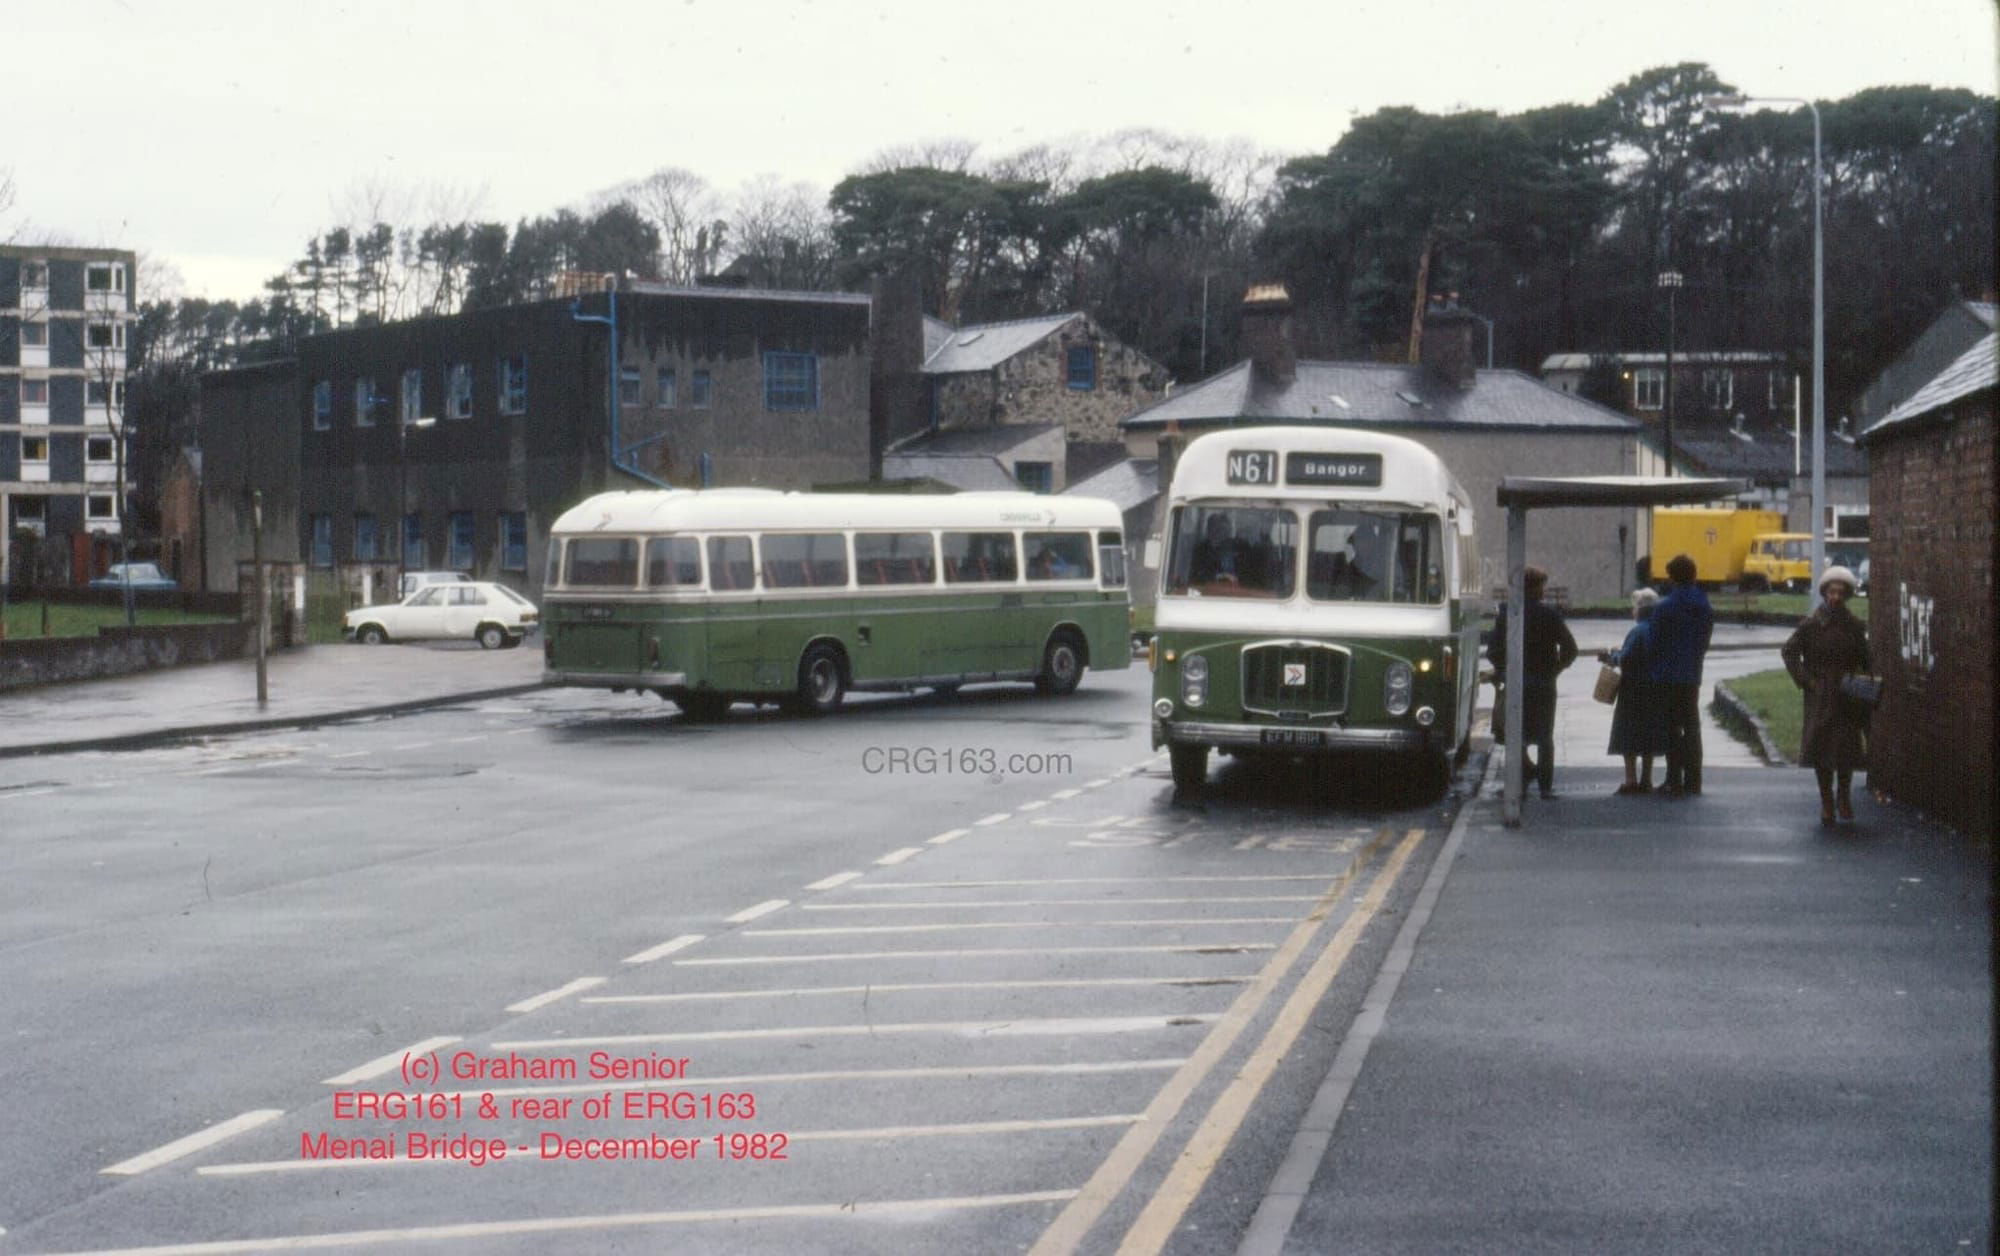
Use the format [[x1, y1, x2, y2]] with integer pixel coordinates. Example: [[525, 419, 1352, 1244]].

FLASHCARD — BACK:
[[2, 622, 1988, 1249]]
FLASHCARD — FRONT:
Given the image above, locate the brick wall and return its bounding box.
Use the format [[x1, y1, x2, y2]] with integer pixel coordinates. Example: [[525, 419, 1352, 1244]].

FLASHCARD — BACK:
[[1865, 398, 1995, 837]]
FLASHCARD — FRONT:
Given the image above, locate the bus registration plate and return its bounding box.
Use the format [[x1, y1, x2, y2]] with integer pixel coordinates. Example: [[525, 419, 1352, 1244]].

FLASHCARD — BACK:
[[1261, 729, 1326, 748]]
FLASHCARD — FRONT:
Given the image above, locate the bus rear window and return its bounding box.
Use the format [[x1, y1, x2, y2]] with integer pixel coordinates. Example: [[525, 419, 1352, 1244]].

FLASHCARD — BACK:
[[645, 537, 702, 587], [856, 532, 936, 585], [762, 533, 849, 588], [565, 537, 639, 588], [942, 532, 1018, 583], [1097, 530, 1127, 589]]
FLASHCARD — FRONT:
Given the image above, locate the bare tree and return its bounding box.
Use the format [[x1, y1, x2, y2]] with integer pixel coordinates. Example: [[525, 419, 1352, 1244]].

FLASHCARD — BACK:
[[726, 175, 837, 289], [617, 167, 724, 283]]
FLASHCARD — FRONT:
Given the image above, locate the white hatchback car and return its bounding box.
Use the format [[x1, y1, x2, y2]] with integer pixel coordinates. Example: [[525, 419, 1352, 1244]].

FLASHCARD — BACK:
[[344, 582, 539, 650]]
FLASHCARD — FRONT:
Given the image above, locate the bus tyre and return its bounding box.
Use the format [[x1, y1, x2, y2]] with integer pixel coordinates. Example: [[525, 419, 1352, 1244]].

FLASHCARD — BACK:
[[477, 623, 507, 650], [358, 624, 388, 645], [794, 644, 846, 715], [1169, 744, 1209, 792], [1036, 631, 1085, 696]]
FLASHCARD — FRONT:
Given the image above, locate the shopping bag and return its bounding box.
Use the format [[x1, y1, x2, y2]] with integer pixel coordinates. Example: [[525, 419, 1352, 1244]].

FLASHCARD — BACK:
[[1592, 663, 1621, 705]]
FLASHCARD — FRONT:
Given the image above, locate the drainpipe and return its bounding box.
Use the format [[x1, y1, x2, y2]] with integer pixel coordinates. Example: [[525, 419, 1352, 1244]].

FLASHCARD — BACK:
[[571, 278, 670, 489]]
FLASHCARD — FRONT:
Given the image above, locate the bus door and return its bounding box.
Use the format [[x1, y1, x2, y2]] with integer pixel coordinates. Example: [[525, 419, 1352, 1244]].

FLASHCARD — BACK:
[[703, 535, 760, 690], [851, 531, 938, 684], [939, 530, 1023, 675]]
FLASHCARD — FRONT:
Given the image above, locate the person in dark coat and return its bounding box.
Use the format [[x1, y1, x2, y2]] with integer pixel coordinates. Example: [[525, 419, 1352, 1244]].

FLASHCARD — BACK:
[[1487, 565, 1579, 799], [1602, 586, 1666, 793], [1780, 565, 1871, 825], [1648, 553, 1715, 796]]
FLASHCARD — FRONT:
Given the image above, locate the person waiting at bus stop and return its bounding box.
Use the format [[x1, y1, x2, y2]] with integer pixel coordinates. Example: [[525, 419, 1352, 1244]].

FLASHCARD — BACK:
[[1649, 553, 1715, 797], [1487, 565, 1578, 799], [1780, 565, 1870, 825]]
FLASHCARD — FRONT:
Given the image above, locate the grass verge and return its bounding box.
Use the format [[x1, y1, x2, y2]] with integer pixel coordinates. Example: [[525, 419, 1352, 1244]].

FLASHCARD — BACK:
[[1717, 667, 1803, 762], [1, 600, 233, 640]]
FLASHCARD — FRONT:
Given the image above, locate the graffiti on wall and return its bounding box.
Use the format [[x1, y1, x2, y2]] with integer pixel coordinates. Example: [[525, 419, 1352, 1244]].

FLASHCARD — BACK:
[[1898, 582, 1935, 676]]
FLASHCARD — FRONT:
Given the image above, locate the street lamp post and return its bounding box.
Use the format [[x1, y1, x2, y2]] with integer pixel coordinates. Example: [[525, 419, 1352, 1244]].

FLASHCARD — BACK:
[[398, 414, 436, 594], [1706, 91, 1825, 596], [1657, 270, 1684, 477]]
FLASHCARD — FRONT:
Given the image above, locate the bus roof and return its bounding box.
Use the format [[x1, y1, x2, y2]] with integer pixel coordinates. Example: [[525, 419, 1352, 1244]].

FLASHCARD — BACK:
[[550, 489, 1128, 535], [1170, 426, 1470, 509]]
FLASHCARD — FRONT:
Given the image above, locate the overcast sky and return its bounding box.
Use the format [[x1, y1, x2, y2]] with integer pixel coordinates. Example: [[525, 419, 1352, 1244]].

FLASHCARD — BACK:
[[8, 0, 1996, 301]]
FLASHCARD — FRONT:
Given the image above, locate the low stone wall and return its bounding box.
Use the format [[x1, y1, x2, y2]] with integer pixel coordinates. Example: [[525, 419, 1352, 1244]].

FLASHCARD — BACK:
[[0, 622, 258, 691]]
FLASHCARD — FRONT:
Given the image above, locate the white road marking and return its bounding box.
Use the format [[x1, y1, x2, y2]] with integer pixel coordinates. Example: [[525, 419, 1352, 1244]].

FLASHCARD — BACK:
[[802, 895, 1320, 911], [849, 875, 1332, 890], [1083, 778, 1111, 788], [496, 1014, 1217, 1050], [725, 899, 789, 924], [1017, 800, 1049, 811], [1051, 788, 1083, 800], [322, 1036, 461, 1086], [621, 934, 705, 965], [194, 760, 284, 777], [101, 1110, 284, 1176], [445, 735, 487, 744], [405, 1058, 1189, 1102], [677, 943, 1275, 966], [874, 847, 923, 866], [927, 828, 973, 845], [585, 977, 1250, 1004], [804, 871, 862, 890], [745, 917, 1293, 937], [0, 788, 59, 801], [392, 741, 433, 751], [505, 976, 606, 1014], [973, 812, 1013, 826], [503, 728, 537, 735], [328, 751, 370, 760], [51, 1192, 1081, 1253]]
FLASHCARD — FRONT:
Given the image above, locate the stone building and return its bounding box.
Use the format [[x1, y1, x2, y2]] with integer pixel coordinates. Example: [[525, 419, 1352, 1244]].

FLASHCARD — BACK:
[[1855, 331, 1995, 838], [1120, 288, 1645, 605]]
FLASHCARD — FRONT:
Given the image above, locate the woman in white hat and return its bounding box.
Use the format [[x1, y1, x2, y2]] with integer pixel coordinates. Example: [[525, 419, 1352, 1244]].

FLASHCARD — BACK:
[[1780, 566, 1871, 824]]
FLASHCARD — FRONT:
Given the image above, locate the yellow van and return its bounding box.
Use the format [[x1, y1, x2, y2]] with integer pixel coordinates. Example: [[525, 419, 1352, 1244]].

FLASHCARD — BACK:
[[1740, 533, 1813, 592]]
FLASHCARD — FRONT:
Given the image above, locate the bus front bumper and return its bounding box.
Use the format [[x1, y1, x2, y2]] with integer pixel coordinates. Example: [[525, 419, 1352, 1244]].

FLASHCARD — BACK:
[[1154, 718, 1426, 753], [544, 669, 689, 690]]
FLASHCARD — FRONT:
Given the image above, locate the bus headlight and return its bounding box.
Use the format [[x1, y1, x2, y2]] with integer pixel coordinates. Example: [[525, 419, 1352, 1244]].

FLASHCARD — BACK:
[[1384, 661, 1414, 716], [1182, 654, 1208, 681], [1182, 652, 1208, 707]]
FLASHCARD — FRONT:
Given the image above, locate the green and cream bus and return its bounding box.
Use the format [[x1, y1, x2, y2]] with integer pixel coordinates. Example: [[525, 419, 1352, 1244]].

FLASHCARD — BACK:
[[1149, 427, 1480, 791], [542, 489, 1131, 717]]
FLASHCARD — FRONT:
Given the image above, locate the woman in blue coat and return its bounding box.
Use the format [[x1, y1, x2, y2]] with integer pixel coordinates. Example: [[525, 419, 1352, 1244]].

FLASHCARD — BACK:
[[1602, 587, 1667, 793]]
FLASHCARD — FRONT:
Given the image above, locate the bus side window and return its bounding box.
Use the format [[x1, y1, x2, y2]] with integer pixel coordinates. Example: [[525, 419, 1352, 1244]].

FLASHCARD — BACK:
[[856, 532, 936, 586], [707, 535, 754, 591], [1097, 529, 1127, 589]]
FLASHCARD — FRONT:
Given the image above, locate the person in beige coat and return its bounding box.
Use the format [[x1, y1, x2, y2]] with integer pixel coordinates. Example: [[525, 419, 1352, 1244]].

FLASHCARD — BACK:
[[1780, 565, 1871, 825]]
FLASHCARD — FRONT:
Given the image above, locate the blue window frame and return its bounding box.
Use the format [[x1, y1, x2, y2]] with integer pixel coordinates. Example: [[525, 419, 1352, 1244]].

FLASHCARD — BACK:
[[310, 514, 333, 568], [763, 352, 818, 412], [620, 366, 642, 406], [657, 368, 676, 409], [500, 511, 527, 571], [499, 356, 527, 415], [690, 369, 712, 408], [447, 364, 472, 419], [401, 368, 423, 424], [1014, 461, 1054, 494], [313, 381, 332, 430], [354, 513, 377, 562], [403, 513, 423, 570], [355, 376, 376, 426], [448, 511, 476, 571], [1066, 345, 1097, 391]]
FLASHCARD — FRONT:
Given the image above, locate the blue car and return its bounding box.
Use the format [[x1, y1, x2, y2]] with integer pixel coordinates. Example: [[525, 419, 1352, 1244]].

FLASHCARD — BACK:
[[89, 562, 178, 591]]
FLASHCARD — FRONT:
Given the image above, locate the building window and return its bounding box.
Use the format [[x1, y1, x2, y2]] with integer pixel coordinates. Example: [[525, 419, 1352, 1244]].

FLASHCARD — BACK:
[[21, 322, 48, 347], [85, 263, 125, 293], [87, 379, 110, 407], [1634, 367, 1664, 411], [401, 368, 424, 424], [657, 368, 676, 409], [1014, 461, 1054, 494], [354, 513, 378, 562], [620, 366, 642, 405], [313, 380, 333, 430], [21, 261, 47, 289], [311, 514, 334, 568], [499, 356, 528, 415], [15, 496, 46, 527], [763, 352, 818, 411], [22, 436, 49, 463], [448, 512, 476, 570], [1703, 368, 1732, 411], [500, 512, 527, 571], [447, 364, 472, 419], [1066, 345, 1097, 391], [1768, 370, 1788, 411], [87, 436, 114, 462], [87, 322, 125, 350], [22, 378, 48, 405], [690, 369, 713, 408], [356, 377, 376, 427], [403, 513, 424, 570], [87, 494, 117, 520]]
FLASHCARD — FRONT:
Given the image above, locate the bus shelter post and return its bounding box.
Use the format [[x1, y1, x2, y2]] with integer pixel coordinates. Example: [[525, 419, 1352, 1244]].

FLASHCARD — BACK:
[[1503, 505, 1527, 826]]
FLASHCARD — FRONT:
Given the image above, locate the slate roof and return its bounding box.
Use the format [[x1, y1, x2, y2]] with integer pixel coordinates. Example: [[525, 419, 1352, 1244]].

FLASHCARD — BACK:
[[890, 423, 1062, 456], [1861, 332, 1999, 443], [1969, 302, 1998, 329], [1065, 458, 1160, 512], [1541, 350, 1785, 371], [879, 452, 1020, 491], [922, 313, 1078, 375], [1122, 360, 1639, 433], [1672, 425, 1865, 482]]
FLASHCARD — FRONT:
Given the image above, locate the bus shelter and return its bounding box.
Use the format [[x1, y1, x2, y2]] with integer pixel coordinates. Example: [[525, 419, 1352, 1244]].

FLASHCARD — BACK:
[[1496, 476, 1749, 826]]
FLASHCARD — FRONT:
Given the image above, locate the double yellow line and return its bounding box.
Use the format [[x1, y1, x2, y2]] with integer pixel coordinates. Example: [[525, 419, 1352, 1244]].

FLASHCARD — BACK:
[[1031, 825, 1427, 1256]]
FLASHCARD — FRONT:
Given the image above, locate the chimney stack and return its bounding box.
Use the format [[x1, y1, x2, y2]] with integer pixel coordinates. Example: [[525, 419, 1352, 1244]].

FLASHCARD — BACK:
[[1241, 284, 1296, 386], [1419, 293, 1480, 390]]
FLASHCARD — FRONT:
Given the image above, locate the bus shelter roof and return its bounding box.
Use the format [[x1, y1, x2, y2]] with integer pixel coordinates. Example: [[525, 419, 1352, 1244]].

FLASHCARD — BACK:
[[1495, 475, 1747, 829], [1497, 475, 1750, 509]]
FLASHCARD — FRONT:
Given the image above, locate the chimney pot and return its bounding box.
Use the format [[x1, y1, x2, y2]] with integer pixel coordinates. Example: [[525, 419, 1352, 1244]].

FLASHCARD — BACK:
[[1419, 302, 1480, 390], [1240, 284, 1296, 386]]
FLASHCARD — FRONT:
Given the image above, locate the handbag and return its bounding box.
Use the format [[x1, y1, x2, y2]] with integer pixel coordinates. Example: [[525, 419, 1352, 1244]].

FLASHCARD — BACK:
[[1592, 663, 1621, 705], [1838, 673, 1882, 720]]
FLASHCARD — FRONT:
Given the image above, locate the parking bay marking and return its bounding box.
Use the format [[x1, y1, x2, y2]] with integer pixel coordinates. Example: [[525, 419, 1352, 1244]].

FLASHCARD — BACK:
[[396, 1059, 1192, 1103], [801, 895, 1319, 911], [742, 917, 1296, 937], [495, 1014, 1219, 1050], [322, 1036, 462, 1086], [505, 977, 605, 1014], [675, 943, 1277, 967], [621, 934, 705, 965], [585, 977, 1250, 1005], [101, 1109, 285, 1176]]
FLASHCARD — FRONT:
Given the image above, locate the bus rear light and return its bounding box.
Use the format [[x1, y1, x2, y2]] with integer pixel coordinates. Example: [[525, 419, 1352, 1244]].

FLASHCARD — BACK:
[[1442, 647, 1456, 680]]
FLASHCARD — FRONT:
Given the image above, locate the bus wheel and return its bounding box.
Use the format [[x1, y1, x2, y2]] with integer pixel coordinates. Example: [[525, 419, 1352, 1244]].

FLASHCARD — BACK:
[[793, 644, 846, 715], [1169, 744, 1208, 792], [1036, 631, 1085, 696]]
